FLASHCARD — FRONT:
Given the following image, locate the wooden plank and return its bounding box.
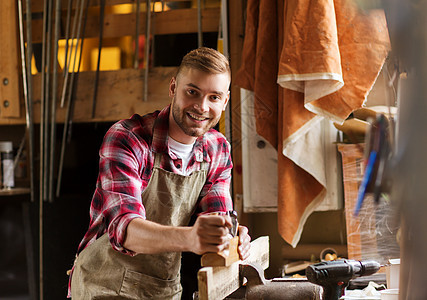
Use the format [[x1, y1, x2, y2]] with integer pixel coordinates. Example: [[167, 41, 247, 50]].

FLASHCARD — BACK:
[[198, 236, 269, 300], [198, 262, 240, 300], [30, 7, 220, 43], [0, 0, 22, 118], [0, 66, 176, 125]]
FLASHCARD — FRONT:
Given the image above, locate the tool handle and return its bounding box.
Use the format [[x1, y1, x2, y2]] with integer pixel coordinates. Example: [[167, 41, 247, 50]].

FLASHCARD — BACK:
[[322, 283, 345, 300]]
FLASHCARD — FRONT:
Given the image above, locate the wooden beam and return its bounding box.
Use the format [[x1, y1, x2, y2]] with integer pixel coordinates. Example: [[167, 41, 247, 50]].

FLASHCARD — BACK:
[[197, 236, 269, 300], [0, 66, 176, 125], [0, 0, 22, 118], [28, 0, 192, 13], [30, 8, 220, 43]]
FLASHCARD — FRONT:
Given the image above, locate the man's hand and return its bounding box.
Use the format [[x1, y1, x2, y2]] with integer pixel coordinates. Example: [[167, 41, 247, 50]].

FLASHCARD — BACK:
[[189, 214, 232, 255], [237, 225, 251, 260]]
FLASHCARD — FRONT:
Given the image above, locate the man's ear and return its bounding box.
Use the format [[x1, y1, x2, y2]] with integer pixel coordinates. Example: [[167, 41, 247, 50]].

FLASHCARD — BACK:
[[169, 77, 177, 98], [222, 91, 230, 111]]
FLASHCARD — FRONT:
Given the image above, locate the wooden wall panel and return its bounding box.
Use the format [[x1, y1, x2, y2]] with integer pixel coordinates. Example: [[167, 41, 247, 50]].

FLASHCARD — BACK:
[[0, 67, 176, 124], [0, 0, 22, 118]]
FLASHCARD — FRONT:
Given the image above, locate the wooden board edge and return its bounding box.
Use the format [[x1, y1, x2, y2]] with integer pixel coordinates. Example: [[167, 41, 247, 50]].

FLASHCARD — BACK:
[[197, 235, 269, 300]]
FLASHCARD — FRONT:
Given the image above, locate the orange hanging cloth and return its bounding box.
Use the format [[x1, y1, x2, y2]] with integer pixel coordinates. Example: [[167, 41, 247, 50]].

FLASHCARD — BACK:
[[236, 0, 390, 247]]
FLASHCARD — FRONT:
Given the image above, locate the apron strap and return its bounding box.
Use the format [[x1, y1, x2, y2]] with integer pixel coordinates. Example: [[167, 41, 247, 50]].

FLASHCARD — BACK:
[[199, 160, 209, 171], [153, 152, 209, 172], [154, 152, 162, 168]]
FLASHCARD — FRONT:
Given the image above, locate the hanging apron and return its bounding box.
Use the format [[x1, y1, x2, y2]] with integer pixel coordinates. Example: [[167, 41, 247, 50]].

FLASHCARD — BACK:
[[71, 153, 208, 299]]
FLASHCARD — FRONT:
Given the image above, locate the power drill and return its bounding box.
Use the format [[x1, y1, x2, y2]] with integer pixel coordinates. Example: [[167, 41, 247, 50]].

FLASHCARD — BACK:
[[305, 259, 381, 300]]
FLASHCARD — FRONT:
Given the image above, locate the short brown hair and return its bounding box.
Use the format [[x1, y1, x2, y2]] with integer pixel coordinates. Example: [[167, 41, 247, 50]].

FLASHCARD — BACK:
[[176, 47, 231, 79]]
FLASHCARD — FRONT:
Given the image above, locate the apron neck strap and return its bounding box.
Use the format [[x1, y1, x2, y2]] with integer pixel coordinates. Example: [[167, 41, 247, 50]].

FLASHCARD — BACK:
[[154, 152, 209, 171]]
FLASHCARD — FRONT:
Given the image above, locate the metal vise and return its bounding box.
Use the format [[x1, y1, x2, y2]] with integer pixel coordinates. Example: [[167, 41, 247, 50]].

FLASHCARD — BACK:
[[240, 263, 323, 300]]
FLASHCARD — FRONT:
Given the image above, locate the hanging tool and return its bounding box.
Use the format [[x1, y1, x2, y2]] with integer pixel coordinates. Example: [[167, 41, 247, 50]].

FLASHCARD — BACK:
[[134, 0, 141, 69], [143, 0, 152, 101], [306, 259, 381, 300], [56, 0, 89, 197], [354, 114, 392, 215], [91, 0, 106, 117]]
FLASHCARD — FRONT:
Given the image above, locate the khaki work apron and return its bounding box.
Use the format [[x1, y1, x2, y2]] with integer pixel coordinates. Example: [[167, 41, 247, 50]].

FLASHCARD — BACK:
[[71, 153, 208, 299]]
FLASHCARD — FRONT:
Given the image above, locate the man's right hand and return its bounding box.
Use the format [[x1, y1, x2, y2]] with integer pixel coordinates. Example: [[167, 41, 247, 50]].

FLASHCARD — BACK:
[[189, 214, 233, 255]]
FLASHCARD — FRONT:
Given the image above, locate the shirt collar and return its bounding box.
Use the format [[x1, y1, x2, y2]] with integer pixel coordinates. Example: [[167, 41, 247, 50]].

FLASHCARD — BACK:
[[151, 105, 210, 163]]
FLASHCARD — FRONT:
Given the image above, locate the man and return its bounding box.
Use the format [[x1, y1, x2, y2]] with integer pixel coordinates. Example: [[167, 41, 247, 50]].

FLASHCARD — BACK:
[[69, 47, 251, 299]]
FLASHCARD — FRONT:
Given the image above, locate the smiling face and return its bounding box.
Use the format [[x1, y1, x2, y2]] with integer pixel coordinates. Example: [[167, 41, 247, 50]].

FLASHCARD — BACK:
[[168, 67, 230, 144]]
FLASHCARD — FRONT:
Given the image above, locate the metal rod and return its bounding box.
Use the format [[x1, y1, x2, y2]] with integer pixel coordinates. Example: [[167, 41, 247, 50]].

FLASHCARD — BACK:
[[39, 0, 48, 205], [56, 0, 88, 197], [197, 0, 203, 47], [63, 0, 74, 77], [17, 0, 29, 173], [21, 0, 37, 296], [134, 0, 141, 69], [66, 0, 91, 145], [220, 0, 228, 56], [91, 0, 106, 118], [48, 0, 61, 203], [14, 134, 26, 170], [144, 0, 152, 102], [43, 0, 54, 202], [60, 0, 82, 108], [18, 0, 35, 204]]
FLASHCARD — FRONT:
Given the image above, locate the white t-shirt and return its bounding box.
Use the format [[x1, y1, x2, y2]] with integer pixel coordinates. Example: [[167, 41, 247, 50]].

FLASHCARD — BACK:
[[168, 137, 195, 175]]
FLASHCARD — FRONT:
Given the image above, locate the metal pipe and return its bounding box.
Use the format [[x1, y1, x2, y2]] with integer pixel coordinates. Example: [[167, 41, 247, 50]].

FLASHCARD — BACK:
[[91, 0, 106, 118], [22, 0, 37, 296], [56, 0, 88, 197], [63, 0, 74, 77], [17, 0, 29, 173], [18, 0, 35, 204], [197, 0, 203, 47], [48, 0, 61, 203], [39, 0, 48, 205], [134, 0, 141, 69], [66, 0, 91, 145], [43, 0, 54, 202], [60, 0, 82, 108], [144, 0, 152, 102]]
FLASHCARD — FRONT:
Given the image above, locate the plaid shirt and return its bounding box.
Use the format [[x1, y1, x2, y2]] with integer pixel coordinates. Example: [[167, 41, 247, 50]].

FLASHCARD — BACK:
[[76, 105, 233, 256]]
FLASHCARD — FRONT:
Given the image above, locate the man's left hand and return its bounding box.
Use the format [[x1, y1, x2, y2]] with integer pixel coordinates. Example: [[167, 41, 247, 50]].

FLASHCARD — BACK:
[[237, 225, 251, 260]]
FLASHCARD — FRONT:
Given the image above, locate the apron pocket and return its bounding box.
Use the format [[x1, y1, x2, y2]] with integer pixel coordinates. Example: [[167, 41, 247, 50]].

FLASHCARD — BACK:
[[120, 269, 182, 299]]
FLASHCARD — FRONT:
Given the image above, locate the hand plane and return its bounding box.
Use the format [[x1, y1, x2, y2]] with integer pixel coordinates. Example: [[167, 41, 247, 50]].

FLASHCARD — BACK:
[[201, 210, 240, 267]]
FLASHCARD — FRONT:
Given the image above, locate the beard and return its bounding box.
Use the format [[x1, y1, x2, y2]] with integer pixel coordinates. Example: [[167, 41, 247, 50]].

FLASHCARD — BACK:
[[171, 96, 221, 138]]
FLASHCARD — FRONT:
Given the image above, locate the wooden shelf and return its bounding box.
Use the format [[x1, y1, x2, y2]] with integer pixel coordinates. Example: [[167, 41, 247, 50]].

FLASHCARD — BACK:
[[0, 187, 31, 196]]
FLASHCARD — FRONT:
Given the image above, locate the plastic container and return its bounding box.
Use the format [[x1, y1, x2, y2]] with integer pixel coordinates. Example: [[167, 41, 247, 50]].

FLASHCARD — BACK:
[[386, 258, 400, 289], [380, 289, 399, 300], [0, 141, 14, 189]]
